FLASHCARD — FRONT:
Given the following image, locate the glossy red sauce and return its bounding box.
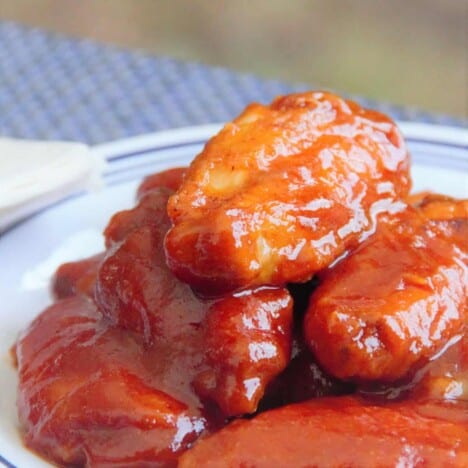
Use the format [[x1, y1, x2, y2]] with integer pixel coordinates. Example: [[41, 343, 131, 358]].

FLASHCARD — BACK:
[[166, 91, 411, 295], [305, 206, 467, 382], [16, 297, 211, 466], [13, 93, 467, 467], [15, 178, 292, 466], [178, 397, 468, 467], [96, 187, 293, 417]]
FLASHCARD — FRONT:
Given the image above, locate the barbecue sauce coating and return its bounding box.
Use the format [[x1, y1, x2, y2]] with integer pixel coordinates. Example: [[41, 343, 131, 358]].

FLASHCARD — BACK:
[[178, 396, 468, 468], [166, 91, 410, 295], [193, 289, 292, 415], [103, 187, 172, 249], [16, 187, 293, 466], [95, 188, 293, 416], [50, 171, 189, 301], [305, 205, 467, 382], [15, 297, 210, 467], [14, 107, 467, 467]]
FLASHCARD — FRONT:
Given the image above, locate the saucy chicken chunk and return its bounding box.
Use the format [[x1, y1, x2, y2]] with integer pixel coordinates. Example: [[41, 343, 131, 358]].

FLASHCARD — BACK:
[[96, 187, 293, 416], [103, 187, 172, 249], [305, 200, 467, 382], [15, 297, 210, 467], [166, 91, 410, 295], [193, 288, 292, 416], [14, 91, 467, 468], [50, 171, 188, 301], [179, 396, 468, 467], [97, 223, 292, 416], [16, 184, 293, 465]]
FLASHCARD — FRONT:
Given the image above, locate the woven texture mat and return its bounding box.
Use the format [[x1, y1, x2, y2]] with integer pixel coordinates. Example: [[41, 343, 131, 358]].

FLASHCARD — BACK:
[[0, 22, 465, 144]]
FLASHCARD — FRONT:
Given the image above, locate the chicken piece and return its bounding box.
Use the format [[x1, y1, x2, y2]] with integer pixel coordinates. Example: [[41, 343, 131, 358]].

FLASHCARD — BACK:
[[95, 188, 293, 416], [18, 175, 293, 464], [165, 91, 411, 295], [179, 396, 468, 467], [193, 289, 292, 415], [51, 253, 104, 300], [136, 167, 186, 199], [103, 187, 172, 248], [51, 189, 179, 300], [15, 297, 211, 467], [304, 204, 467, 382], [50, 167, 188, 300]]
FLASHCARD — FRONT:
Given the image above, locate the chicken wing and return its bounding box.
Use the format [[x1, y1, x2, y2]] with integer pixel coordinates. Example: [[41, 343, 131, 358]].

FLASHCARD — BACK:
[[165, 91, 411, 295], [304, 200, 467, 382], [95, 186, 293, 416], [50, 176, 188, 300], [179, 396, 468, 467], [15, 297, 210, 467], [193, 288, 292, 415]]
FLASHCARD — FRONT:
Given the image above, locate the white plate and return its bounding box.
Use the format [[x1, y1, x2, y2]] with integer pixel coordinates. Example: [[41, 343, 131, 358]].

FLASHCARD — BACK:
[[0, 123, 467, 467]]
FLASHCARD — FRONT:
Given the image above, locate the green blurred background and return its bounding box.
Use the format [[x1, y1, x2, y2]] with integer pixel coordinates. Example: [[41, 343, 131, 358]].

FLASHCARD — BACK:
[[1, 0, 467, 118]]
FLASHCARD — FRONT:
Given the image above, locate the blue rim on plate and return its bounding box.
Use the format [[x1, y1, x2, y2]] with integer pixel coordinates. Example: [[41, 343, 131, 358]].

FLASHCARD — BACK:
[[1, 122, 466, 238], [0, 122, 467, 468], [93, 123, 467, 188]]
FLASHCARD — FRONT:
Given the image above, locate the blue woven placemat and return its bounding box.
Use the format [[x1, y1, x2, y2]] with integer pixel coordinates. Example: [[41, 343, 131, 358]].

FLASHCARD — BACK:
[[0, 21, 465, 145]]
